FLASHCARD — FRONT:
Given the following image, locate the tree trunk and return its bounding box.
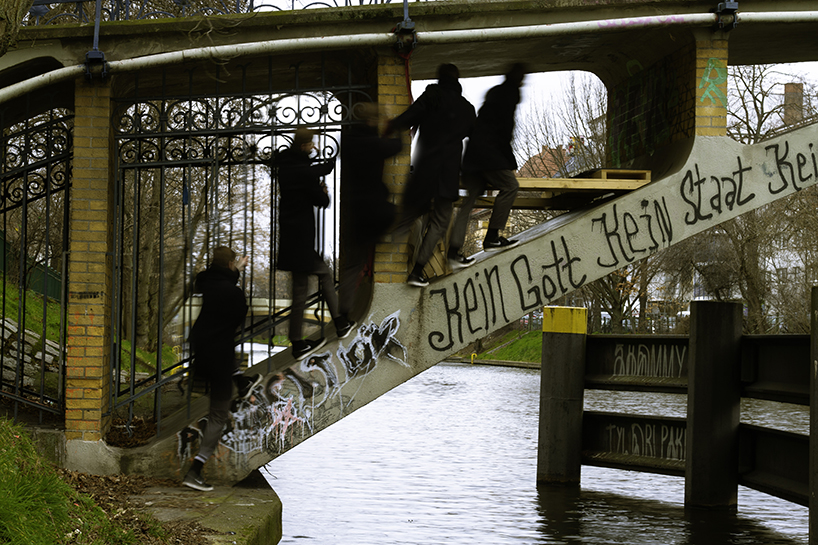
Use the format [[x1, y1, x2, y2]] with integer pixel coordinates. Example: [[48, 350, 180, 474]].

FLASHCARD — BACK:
[[638, 259, 649, 333], [0, 1, 33, 58]]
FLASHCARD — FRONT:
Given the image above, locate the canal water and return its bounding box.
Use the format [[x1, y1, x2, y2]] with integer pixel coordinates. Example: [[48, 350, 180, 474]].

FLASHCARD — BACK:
[[262, 362, 809, 544]]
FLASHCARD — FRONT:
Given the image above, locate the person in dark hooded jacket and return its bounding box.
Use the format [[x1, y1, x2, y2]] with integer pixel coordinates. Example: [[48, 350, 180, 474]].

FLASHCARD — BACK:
[[387, 63, 476, 287], [449, 63, 526, 264], [276, 128, 355, 362], [183, 246, 261, 492], [339, 103, 402, 317]]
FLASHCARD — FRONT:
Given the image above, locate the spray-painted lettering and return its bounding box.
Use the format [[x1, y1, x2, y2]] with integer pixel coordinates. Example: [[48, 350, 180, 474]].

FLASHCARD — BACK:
[[605, 422, 686, 460], [614, 343, 687, 378], [592, 198, 672, 268], [680, 158, 754, 226], [765, 140, 818, 194], [428, 266, 508, 352], [699, 58, 727, 106]]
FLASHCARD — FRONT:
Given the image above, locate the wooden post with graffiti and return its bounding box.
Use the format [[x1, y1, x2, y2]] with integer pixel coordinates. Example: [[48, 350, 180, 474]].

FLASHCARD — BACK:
[[537, 306, 587, 486], [684, 300, 742, 507]]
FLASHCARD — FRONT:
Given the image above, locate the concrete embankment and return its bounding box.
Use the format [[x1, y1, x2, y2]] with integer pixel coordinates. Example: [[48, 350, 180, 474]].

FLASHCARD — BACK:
[[446, 357, 540, 370], [132, 470, 282, 545]]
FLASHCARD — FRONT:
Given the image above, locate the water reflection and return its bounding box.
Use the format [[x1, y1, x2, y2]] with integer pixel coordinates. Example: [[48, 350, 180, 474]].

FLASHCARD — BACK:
[[263, 362, 808, 544], [537, 480, 806, 544]]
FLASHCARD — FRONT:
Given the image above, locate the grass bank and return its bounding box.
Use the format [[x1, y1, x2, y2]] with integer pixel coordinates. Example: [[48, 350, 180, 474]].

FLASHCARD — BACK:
[[471, 329, 542, 363], [0, 417, 169, 545]]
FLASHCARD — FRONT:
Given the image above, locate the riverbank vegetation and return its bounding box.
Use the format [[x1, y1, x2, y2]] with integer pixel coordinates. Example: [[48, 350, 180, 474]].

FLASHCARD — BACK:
[[470, 329, 542, 363], [0, 417, 206, 544]]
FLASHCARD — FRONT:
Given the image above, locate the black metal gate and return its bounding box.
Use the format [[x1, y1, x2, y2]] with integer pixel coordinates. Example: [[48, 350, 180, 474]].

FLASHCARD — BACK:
[[110, 54, 374, 434], [0, 95, 73, 424]]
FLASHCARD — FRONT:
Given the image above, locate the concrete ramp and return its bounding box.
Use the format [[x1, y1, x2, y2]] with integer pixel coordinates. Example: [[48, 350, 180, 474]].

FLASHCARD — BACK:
[[108, 126, 818, 484]]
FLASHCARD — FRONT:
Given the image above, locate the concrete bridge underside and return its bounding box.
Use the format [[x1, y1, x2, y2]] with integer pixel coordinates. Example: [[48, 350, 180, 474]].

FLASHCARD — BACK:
[[2, 0, 818, 485]]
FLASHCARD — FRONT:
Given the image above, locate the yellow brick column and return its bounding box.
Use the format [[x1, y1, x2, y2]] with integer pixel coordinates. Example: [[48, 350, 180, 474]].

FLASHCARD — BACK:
[[65, 78, 114, 442], [374, 52, 413, 284], [694, 30, 729, 137]]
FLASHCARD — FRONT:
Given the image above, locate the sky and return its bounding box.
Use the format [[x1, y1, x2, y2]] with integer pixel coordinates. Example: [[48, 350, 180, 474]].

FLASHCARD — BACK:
[[412, 71, 574, 116], [415, 62, 818, 121]]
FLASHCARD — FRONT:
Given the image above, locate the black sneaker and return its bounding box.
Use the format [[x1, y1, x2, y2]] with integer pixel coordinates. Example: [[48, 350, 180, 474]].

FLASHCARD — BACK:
[[407, 272, 429, 287], [448, 252, 475, 270], [292, 338, 327, 361], [335, 317, 357, 339], [483, 236, 519, 251], [235, 373, 263, 400], [183, 469, 213, 492]]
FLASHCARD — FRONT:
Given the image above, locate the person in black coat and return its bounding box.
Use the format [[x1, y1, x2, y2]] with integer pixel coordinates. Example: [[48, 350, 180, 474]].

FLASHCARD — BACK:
[[387, 63, 476, 287], [276, 128, 355, 361], [449, 63, 527, 263], [339, 103, 402, 316], [183, 246, 260, 491]]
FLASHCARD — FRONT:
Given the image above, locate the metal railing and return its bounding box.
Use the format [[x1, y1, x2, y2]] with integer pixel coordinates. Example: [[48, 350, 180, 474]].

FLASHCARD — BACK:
[[0, 97, 73, 424], [25, 0, 423, 25], [107, 53, 374, 436]]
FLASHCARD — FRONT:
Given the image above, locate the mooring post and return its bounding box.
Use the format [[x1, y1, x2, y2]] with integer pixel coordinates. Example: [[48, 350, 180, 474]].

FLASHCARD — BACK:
[[537, 306, 587, 486], [810, 287, 818, 544], [685, 300, 742, 507]]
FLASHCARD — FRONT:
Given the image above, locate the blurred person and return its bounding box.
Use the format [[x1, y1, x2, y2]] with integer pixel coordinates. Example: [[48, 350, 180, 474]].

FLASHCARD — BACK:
[[448, 63, 527, 265], [339, 103, 402, 316], [183, 246, 262, 492], [386, 63, 476, 287], [275, 128, 355, 362]]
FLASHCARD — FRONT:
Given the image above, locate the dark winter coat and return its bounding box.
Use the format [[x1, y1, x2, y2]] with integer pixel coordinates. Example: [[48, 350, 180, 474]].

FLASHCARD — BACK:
[[462, 78, 521, 172], [341, 123, 402, 242], [188, 265, 248, 383], [390, 77, 476, 207], [275, 146, 335, 272]]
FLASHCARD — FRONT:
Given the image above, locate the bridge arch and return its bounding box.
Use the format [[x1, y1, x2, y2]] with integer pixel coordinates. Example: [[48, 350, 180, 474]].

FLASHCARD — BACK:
[[3, 0, 818, 487]]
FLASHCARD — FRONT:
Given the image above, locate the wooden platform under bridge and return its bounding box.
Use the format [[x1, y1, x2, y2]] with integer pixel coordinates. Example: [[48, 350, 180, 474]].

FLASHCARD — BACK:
[[456, 169, 652, 211], [421, 169, 652, 280]]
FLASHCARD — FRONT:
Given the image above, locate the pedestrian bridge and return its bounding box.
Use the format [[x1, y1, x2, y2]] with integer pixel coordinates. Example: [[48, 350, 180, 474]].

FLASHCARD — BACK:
[[2, 0, 818, 492]]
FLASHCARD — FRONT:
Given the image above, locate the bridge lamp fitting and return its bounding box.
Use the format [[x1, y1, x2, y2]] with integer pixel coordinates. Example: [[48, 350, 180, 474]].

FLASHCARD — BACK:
[[714, 1, 739, 31]]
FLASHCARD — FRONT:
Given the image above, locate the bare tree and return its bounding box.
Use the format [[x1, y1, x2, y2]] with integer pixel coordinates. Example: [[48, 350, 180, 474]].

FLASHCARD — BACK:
[[0, 0, 31, 58], [511, 72, 667, 332], [514, 73, 607, 179], [663, 64, 818, 333]]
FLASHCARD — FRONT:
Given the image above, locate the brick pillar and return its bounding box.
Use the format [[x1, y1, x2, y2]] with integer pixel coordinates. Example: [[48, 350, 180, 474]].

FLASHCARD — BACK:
[[64, 79, 114, 442], [693, 29, 729, 137], [373, 52, 412, 284]]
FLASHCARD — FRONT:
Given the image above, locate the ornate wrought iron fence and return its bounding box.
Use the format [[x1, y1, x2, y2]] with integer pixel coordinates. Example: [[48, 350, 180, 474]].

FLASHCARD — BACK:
[[26, 0, 421, 25], [109, 53, 373, 434], [0, 94, 72, 424]]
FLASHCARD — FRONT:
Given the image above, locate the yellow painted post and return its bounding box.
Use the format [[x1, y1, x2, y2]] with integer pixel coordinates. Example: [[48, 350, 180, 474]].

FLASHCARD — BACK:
[[537, 306, 587, 486]]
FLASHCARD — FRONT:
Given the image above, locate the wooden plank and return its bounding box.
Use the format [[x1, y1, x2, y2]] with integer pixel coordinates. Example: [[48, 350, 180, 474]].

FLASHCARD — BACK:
[[517, 176, 649, 191], [587, 168, 651, 181], [459, 170, 650, 192], [455, 169, 651, 210], [459, 193, 619, 210], [423, 240, 449, 279]]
